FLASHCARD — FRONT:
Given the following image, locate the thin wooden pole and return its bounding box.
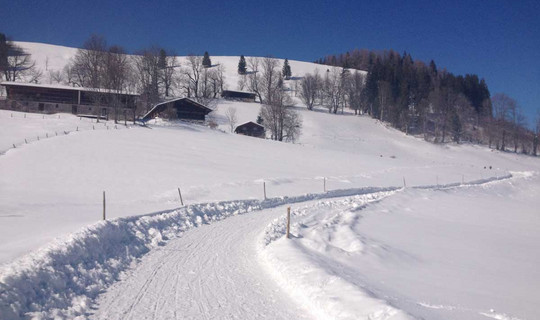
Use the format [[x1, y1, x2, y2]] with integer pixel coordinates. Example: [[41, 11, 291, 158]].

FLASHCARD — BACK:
[[103, 191, 106, 220], [403, 177, 406, 188], [286, 207, 291, 239], [324, 177, 326, 192], [263, 181, 267, 200], [178, 187, 184, 206]]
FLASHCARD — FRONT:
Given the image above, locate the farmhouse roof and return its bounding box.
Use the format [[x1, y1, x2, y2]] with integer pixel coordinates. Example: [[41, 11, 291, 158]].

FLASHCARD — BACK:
[[1, 81, 139, 96]]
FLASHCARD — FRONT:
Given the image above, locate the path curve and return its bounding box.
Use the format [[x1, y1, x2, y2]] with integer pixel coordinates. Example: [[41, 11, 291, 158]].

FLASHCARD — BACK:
[[91, 205, 312, 320]]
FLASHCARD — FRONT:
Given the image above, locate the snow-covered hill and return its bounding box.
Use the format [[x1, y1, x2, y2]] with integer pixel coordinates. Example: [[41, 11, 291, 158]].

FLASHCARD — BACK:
[[1, 42, 539, 320], [14, 41, 348, 93]]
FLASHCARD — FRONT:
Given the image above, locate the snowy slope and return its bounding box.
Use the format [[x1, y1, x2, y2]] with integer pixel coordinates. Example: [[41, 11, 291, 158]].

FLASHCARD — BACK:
[[1, 42, 540, 320], [261, 173, 539, 320], [14, 41, 346, 92]]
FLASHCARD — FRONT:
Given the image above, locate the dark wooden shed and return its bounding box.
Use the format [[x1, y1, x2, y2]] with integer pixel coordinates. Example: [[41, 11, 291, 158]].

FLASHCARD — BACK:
[[235, 121, 265, 138], [142, 98, 212, 122], [221, 90, 257, 102]]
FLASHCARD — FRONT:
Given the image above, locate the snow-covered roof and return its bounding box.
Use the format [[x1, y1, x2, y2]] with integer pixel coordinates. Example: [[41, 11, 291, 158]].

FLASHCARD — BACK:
[[236, 121, 263, 128], [0, 81, 139, 96], [142, 97, 212, 121]]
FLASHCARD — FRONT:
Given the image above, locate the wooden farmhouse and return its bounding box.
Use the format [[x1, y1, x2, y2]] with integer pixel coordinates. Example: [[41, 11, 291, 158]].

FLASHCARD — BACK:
[[0, 81, 138, 120], [234, 121, 265, 138], [221, 90, 257, 102], [142, 97, 212, 122]]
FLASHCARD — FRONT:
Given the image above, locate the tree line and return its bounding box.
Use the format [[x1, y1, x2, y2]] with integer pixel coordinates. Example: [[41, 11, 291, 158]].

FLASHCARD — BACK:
[[310, 49, 539, 155]]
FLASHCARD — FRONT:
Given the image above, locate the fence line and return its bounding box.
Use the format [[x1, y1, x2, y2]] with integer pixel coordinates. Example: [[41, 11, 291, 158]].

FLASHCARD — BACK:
[[1, 114, 130, 155]]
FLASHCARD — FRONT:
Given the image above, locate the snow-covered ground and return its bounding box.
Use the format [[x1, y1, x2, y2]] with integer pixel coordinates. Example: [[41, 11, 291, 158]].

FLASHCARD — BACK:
[[1, 42, 539, 319]]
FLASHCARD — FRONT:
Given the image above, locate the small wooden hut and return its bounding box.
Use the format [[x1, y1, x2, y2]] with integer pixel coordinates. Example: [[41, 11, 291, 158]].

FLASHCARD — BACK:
[[221, 90, 257, 102], [234, 121, 265, 138]]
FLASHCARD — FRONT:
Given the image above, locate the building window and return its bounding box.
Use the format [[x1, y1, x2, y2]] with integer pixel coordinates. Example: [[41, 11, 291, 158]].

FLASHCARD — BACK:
[[72, 105, 78, 114], [89, 107, 92, 111], [56, 104, 59, 109], [38, 103, 45, 111]]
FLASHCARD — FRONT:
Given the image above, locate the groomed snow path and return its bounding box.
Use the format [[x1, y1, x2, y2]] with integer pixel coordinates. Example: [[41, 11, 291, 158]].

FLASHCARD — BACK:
[[90, 205, 311, 320]]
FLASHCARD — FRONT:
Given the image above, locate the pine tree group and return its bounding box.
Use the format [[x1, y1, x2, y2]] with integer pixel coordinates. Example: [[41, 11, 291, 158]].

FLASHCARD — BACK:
[[282, 58, 291, 80], [202, 51, 211, 68], [238, 55, 247, 75]]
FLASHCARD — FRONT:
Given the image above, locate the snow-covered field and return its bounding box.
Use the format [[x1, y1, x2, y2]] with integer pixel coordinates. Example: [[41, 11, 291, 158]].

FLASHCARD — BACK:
[[1, 42, 539, 319]]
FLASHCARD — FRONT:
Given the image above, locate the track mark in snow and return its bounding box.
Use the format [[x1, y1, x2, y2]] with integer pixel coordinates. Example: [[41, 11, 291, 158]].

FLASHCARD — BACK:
[[417, 302, 456, 310], [479, 310, 523, 320]]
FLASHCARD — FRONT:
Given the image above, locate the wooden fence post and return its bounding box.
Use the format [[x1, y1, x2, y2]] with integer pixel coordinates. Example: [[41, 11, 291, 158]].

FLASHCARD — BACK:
[[178, 187, 184, 206], [403, 177, 406, 188], [286, 207, 291, 239], [324, 177, 326, 192], [263, 181, 267, 200], [103, 191, 106, 220]]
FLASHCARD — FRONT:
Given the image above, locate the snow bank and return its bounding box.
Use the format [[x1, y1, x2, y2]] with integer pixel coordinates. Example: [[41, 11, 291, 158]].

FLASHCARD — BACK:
[[259, 192, 413, 320], [0, 186, 397, 319], [258, 174, 515, 320]]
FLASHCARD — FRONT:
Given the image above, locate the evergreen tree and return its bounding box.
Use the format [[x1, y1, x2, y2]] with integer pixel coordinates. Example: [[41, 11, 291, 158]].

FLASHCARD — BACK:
[[202, 51, 211, 68], [282, 58, 291, 80], [158, 49, 167, 70], [238, 55, 247, 74], [256, 114, 263, 125], [429, 60, 438, 75], [0, 33, 8, 74]]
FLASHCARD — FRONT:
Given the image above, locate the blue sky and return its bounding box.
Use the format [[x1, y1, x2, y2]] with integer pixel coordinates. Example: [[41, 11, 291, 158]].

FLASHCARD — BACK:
[[1, 0, 539, 125]]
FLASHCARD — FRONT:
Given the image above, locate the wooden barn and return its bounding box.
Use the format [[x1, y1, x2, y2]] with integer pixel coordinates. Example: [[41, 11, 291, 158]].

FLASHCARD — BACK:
[[142, 97, 212, 122], [221, 90, 257, 102], [235, 121, 265, 138], [0, 81, 138, 120]]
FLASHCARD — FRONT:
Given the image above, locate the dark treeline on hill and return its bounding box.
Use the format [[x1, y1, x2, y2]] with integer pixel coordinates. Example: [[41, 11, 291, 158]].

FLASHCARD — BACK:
[[313, 49, 538, 155]]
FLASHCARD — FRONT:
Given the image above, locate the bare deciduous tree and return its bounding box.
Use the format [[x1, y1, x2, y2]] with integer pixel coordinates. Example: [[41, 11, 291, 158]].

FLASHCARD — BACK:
[[348, 71, 365, 115], [1, 33, 38, 82], [260, 56, 280, 105], [134, 47, 161, 113], [225, 107, 238, 133], [299, 72, 321, 110], [247, 57, 262, 102], [492, 93, 517, 151]]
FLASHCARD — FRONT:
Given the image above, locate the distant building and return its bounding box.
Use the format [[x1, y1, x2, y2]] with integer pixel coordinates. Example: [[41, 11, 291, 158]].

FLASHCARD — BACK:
[[235, 121, 265, 138], [221, 90, 257, 102], [0, 81, 138, 120], [142, 97, 212, 122]]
